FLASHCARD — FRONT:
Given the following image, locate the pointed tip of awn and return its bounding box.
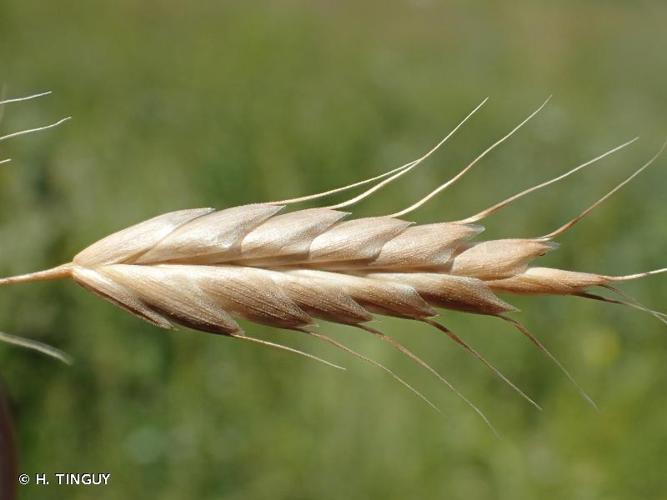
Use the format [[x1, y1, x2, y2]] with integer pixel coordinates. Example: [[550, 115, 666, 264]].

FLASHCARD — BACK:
[[327, 96, 490, 211], [0, 90, 52, 106], [0, 331, 73, 365], [230, 333, 346, 371], [501, 316, 599, 412], [577, 290, 667, 327], [459, 136, 639, 225], [423, 318, 542, 411], [541, 138, 667, 241], [302, 329, 442, 414], [390, 96, 552, 218], [357, 324, 499, 436], [0, 116, 72, 144]]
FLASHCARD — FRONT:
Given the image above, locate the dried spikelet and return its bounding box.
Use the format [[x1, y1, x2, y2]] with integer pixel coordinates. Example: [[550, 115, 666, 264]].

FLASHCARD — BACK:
[[367, 272, 517, 315], [488, 267, 609, 295], [448, 239, 560, 280], [286, 269, 437, 319], [2, 95, 666, 432], [364, 222, 484, 270], [74, 208, 216, 266]]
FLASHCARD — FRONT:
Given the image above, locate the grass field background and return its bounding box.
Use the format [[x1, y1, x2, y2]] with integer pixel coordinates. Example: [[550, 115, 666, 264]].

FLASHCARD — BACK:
[[1, 1, 667, 499]]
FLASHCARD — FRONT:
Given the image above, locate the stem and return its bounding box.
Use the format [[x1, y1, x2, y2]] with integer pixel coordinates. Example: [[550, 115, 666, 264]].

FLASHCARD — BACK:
[[0, 263, 73, 287], [0, 375, 17, 500]]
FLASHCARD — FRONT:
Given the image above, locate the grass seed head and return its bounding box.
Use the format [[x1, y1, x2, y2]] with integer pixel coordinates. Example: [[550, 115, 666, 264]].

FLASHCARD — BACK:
[[2, 94, 666, 431]]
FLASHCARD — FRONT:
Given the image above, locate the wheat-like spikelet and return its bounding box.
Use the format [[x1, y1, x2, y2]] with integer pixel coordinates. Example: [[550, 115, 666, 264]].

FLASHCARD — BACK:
[[2, 95, 665, 433]]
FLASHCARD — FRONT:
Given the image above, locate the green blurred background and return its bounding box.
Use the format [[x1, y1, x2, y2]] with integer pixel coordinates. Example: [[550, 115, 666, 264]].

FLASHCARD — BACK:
[[1, 1, 666, 499]]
